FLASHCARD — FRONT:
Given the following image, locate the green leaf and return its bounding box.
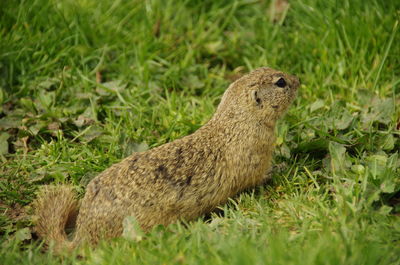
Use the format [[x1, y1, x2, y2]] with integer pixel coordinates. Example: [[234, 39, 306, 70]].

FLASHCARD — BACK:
[[366, 154, 387, 179], [184, 75, 205, 90], [122, 216, 145, 242], [380, 180, 395, 193], [362, 98, 395, 125], [37, 90, 55, 110], [335, 110, 354, 130], [0, 88, 4, 105], [132, 142, 149, 153], [351, 164, 365, 174], [0, 132, 10, 155], [309, 99, 325, 113], [328, 141, 347, 175], [379, 134, 395, 151], [278, 144, 291, 158], [80, 125, 104, 143], [19, 98, 36, 113], [378, 205, 393, 215], [0, 116, 22, 130], [38, 77, 59, 90], [29, 121, 48, 136], [387, 153, 400, 169], [98, 80, 127, 95], [205, 40, 223, 54], [74, 115, 95, 128], [14, 228, 32, 243]]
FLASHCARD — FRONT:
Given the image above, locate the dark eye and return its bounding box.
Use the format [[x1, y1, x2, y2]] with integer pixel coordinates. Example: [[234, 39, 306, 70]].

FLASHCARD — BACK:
[[275, 78, 286, 88]]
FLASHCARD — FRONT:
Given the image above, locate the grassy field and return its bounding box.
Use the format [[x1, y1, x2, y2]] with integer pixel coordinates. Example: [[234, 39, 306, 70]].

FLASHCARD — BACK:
[[1, 0, 399, 264]]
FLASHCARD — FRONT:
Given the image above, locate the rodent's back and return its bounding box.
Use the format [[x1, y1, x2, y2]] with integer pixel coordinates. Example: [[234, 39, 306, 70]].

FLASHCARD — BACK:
[[74, 132, 223, 242]]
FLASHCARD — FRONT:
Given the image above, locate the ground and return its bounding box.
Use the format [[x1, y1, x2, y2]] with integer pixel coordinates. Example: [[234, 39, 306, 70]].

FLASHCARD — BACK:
[[0, 0, 399, 264]]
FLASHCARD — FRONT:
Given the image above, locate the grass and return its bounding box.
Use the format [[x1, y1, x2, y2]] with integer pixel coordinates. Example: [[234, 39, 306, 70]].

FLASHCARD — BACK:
[[1, 0, 399, 264]]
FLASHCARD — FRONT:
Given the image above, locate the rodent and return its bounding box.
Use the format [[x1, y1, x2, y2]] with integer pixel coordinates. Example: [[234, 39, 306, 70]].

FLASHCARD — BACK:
[[33, 67, 300, 252]]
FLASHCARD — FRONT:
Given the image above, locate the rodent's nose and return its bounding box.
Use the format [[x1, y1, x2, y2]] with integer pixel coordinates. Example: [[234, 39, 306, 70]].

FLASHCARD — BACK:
[[291, 75, 300, 89]]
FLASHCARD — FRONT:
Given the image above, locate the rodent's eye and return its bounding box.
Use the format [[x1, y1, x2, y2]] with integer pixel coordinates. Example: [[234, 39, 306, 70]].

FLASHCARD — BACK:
[[275, 78, 286, 88]]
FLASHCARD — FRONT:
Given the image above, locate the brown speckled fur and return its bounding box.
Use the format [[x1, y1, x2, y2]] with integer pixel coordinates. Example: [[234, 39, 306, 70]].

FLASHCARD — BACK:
[[33, 67, 300, 251]]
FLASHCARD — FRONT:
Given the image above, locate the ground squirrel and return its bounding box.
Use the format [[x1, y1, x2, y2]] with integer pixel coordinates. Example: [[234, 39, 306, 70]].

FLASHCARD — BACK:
[[33, 67, 300, 251]]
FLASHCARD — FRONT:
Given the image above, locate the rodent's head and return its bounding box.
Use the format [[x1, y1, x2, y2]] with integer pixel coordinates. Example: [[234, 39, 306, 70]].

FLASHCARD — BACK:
[[216, 67, 300, 123]]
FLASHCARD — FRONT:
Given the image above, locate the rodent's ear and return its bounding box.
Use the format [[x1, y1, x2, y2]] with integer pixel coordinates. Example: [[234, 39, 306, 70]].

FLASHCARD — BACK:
[[251, 90, 262, 107]]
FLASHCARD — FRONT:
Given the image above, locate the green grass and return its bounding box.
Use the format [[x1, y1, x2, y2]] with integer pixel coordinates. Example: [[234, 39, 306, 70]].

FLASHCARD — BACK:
[[1, 0, 399, 264]]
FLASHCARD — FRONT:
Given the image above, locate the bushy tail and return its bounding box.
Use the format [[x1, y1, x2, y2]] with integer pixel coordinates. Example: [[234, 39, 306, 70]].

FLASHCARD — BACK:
[[32, 185, 79, 252]]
